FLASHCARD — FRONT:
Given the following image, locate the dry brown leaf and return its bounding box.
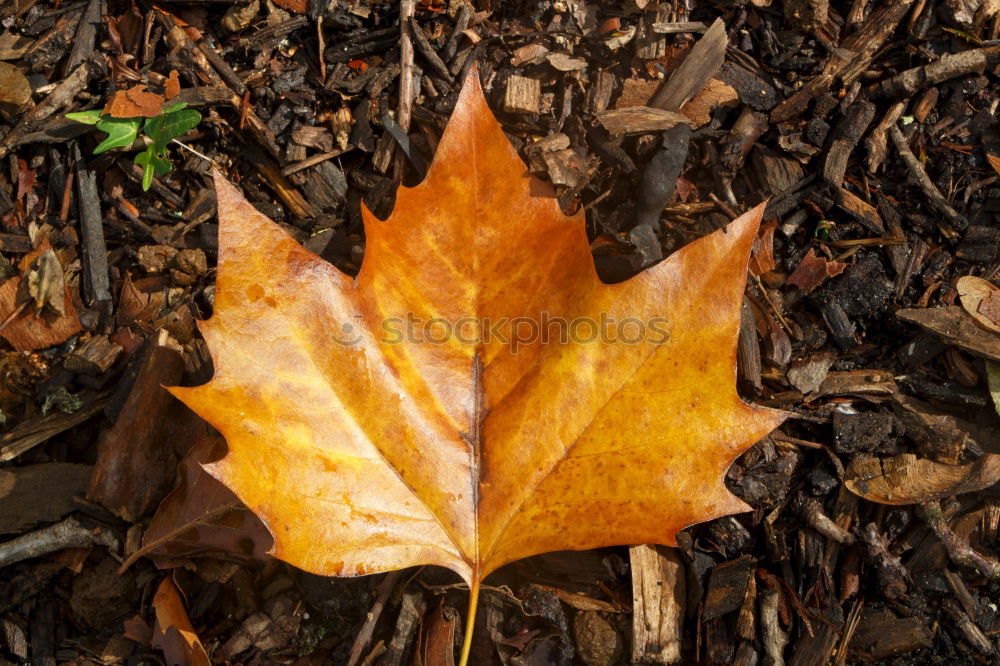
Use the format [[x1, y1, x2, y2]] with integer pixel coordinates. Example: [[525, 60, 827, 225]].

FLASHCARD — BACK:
[[126, 434, 272, 569], [151, 578, 211, 666], [171, 69, 784, 660], [103, 84, 164, 118], [957, 275, 1000, 334], [0, 238, 82, 352], [787, 248, 847, 293], [846, 453, 1000, 505]]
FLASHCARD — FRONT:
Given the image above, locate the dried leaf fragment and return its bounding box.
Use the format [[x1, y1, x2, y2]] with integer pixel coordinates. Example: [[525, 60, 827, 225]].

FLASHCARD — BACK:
[[957, 275, 1000, 334], [787, 249, 847, 293], [103, 84, 164, 118], [845, 453, 1000, 505]]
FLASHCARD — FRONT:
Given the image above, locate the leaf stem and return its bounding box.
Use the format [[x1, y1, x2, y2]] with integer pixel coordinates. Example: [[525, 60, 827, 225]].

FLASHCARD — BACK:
[[458, 576, 480, 666], [171, 139, 213, 163]]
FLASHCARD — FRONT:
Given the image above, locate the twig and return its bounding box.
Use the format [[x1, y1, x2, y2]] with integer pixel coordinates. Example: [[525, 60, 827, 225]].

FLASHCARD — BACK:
[[398, 0, 416, 134], [408, 17, 454, 84], [800, 497, 855, 544], [347, 571, 402, 666], [0, 517, 119, 569], [870, 46, 1000, 98], [171, 139, 213, 163], [917, 501, 1000, 579], [889, 126, 967, 235], [281, 148, 351, 176]]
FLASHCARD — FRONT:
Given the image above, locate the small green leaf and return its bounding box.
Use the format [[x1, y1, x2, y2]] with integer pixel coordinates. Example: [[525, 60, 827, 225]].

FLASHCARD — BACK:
[[161, 101, 188, 114], [145, 108, 201, 152], [65, 109, 103, 125], [93, 117, 142, 154], [134, 148, 172, 191]]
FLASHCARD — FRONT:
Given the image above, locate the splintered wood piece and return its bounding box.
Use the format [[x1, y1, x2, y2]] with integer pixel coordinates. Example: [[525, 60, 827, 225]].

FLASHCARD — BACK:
[[596, 107, 689, 135], [630, 545, 685, 664]]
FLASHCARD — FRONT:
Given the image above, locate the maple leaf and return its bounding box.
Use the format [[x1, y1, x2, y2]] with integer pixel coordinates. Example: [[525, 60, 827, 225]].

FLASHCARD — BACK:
[[172, 70, 785, 661]]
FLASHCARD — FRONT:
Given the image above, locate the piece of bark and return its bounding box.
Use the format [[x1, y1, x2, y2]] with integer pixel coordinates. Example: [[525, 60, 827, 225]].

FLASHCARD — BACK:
[[596, 107, 689, 136], [956, 226, 1000, 263], [64, 335, 122, 375], [503, 75, 540, 114], [378, 590, 426, 666], [649, 18, 727, 111], [760, 589, 787, 666], [822, 100, 875, 187], [74, 142, 112, 313], [848, 608, 932, 660], [897, 306, 1000, 361], [704, 555, 755, 620], [0, 463, 92, 533], [889, 127, 967, 234], [64, 0, 101, 74], [784, 0, 830, 31], [0, 393, 107, 462], [834, 188, 883, 232], [87, 343, 205, 522], [0, 516, 119, 569], [630, 545, 684, 664], [587, 70, 616, 113], [722, 107, 768, 176]]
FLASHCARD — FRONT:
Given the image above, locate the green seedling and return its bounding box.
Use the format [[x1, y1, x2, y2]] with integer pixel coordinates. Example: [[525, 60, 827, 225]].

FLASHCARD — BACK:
[[66, 102, 202, 191]]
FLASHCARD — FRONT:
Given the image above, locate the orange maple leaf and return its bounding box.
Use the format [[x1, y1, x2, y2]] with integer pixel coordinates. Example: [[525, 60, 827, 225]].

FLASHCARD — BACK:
[[172, 70, 785, 662]]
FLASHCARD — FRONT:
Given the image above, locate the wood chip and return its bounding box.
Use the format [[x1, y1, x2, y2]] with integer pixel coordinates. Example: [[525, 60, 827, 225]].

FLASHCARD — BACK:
[[595, 107, 689, 136], [503, 75, 540, 114]]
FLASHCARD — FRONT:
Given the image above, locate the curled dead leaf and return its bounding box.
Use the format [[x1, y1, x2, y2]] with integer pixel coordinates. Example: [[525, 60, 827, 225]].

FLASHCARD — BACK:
[[957, 275, 1000, 334], [151, 578, 211, 666], [845, 453, 1000, 505]]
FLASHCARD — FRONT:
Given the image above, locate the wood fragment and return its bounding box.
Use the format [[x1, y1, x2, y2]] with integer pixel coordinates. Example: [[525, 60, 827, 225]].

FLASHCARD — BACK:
[[503, 75, 540, 114], [73, 141, 112, 314], [649, 18, 727, 111], [630, 545, 684, 664], [822, 100, 875, 187]]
